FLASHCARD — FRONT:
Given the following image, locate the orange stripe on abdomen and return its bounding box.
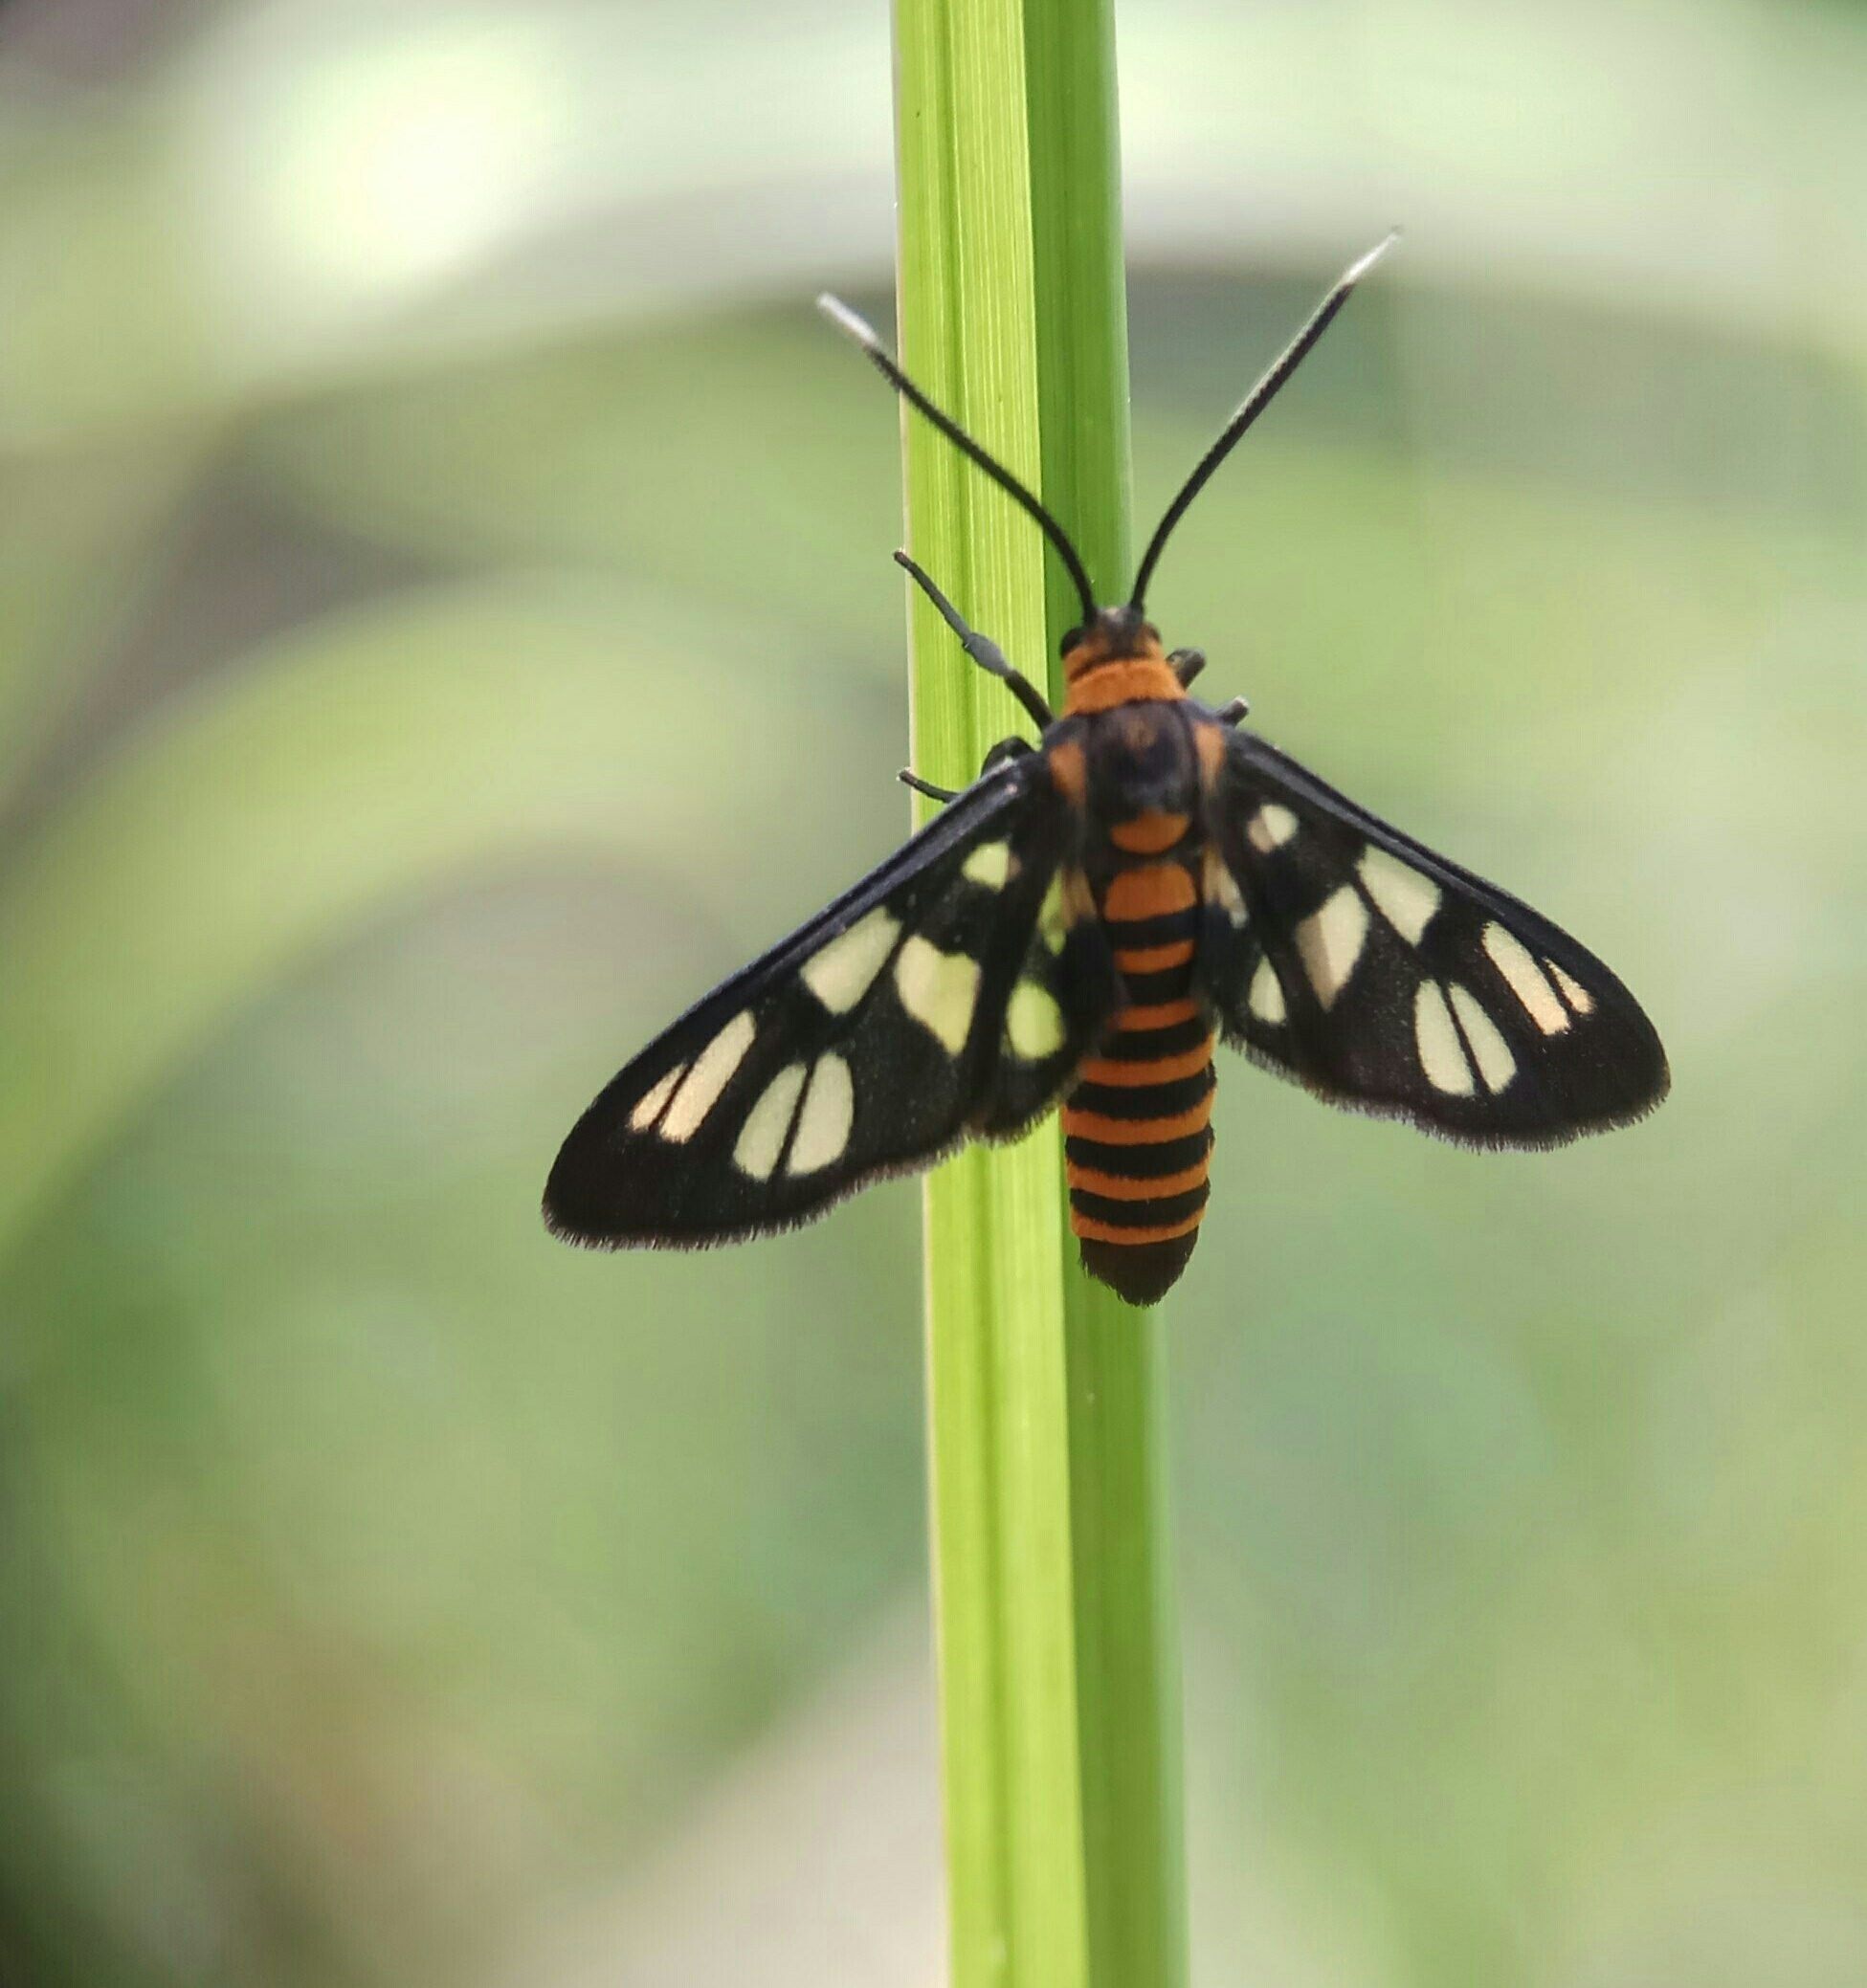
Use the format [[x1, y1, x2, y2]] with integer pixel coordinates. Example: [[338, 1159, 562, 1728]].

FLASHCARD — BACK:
[[1107, 813, 1189, 855], [1102, 863, 1197, 922], [1065, 1159, 1211, 1201], [1062, 997, 1215, 1296], [1078, 1040, 1213, 1087], [1121, 998, 1199, 1029], [1063, 1095, 1214, 1145], [1067, 841, 1213, 1300], [1115, 938, 1196, 975]]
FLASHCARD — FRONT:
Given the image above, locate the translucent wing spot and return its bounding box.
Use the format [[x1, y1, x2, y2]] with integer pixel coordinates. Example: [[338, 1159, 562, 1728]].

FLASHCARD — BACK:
[[1414, 982, 1475, 1096], [788, 1053, 855, 1175], [1295, 886, 1368, 1009], [629, 1063, 685, 1131], [1448, 983, 1517, 1093], [963, 841, 1015, 890], [1546, 960, 1595, 1015], [896, 936, 982, 1054], [1248, 958, 1286, 1025], [734, 1061, 809, 1179], [1358, 846, 1441, 945], [1204, 849, 1249, 928], [1007, 981, 1066, 1061], [803, 907, 901, 1014], [664, 1012, 756, 1140], [1037, 878, 1069, 954], [1247, 803, 1299, 853], [1482, 923, 1568, 1034]]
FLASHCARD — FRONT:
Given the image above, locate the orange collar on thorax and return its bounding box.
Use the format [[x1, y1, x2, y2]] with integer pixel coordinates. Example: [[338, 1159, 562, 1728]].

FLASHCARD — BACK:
[[1061, 631, 1186, 717]]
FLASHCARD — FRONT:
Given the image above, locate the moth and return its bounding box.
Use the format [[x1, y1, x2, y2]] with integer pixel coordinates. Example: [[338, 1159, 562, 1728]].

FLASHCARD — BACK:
[[545, 235, 1668, 1305]]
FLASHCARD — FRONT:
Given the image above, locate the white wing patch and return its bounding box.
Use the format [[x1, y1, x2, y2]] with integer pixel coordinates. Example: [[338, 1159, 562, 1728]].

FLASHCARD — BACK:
[[1482, 923, 1568, 1034], [1413, 982, 1474, 1096], [734, 1051, 857, 1180], [1037, 879, 1069, 954], [664, 1012, 756, 1140], [1415, 980, 1516, 1096], [734, 1061, 808, 1179], [1248, 803, 1300, 853], [1358, 846, 1441, 945], [1205, 849, 1250, 928], [1295, 886, 1368, 1008], [629, 1062, 685, 1131], [1007, 981, 1066, 1061], [962, 841, 1014, 890], [1448, 983, 1516, 1093], [1546, 960, 1595, 1015], [1248, 958, 1286, 1025], [895, 936, 982, 1054], [803, 908, 900, 1015], [788, 1053, 854, 1175]]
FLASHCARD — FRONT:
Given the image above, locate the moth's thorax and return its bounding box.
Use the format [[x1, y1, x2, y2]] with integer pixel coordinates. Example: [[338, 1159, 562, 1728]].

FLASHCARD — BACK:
[[1061, 612, 1185, 717], [1079, 699, 1202, 842]]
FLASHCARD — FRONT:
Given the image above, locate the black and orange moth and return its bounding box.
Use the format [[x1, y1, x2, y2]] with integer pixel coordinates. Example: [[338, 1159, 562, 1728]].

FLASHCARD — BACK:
[[545, 236, 1668, 1305]]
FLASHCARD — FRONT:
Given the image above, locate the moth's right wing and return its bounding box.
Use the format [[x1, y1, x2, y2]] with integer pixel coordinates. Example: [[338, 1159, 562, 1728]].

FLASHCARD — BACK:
[[545, 755, 1122, 1247], [1198, 727, 1669, 1146]]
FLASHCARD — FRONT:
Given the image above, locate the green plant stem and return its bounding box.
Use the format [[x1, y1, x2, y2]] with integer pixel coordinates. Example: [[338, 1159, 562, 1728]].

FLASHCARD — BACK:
[[893, 2, 1187, 1984]]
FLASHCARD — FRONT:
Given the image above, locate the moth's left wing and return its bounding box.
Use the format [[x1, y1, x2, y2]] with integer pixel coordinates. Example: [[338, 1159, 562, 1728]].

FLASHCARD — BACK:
[[545, 757, 1121, 1247], [1199, 727, 1669, 1147]]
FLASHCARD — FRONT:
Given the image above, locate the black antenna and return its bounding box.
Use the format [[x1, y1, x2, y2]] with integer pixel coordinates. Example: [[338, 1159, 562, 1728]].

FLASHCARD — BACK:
[[1129, 231, 1399, 612], [818, 295, 1099, 625]]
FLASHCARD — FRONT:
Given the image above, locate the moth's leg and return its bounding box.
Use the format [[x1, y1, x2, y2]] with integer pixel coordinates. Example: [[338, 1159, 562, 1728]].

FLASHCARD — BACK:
[[894, 550, 1055, 732], [980, 735, 1034, 775], [898, 736, 1030, 806], [1167, 647, 1206, 688]]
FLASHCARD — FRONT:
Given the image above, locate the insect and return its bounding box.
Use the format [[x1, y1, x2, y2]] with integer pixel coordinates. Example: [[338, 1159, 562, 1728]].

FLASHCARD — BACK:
[[545, 235, 1668, 1305]]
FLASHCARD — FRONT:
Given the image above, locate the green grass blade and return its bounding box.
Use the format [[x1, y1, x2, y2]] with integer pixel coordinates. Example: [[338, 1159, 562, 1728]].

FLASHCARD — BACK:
[[1027, 10, 1189, 1987], [895, 1, 1087, 1977], [892, 2, 1187, 1984]]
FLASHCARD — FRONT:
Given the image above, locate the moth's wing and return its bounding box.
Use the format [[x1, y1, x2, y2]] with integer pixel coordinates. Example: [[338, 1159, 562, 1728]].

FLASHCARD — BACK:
[[1198, 727, 1669, 1147], [545, 758, 1122, 1246], [975, 851, 1121, 1137]]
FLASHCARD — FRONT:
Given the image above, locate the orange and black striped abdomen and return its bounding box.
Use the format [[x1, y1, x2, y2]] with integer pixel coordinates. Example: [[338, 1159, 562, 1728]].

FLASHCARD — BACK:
[[1062, 819, 1215, 1305]]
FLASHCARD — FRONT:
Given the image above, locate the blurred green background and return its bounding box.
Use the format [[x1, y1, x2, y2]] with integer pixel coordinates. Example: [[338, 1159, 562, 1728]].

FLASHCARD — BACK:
[[2, 0, 1864, 1982]]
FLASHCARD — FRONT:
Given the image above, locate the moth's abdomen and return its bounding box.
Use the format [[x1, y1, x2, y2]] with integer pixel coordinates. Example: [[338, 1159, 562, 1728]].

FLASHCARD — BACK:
[[1062, 828, 1214, 1305]]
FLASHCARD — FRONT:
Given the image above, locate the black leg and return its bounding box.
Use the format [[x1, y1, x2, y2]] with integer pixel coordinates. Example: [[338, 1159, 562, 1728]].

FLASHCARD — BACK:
[[1168, 647, 1206, 688], [1213, 695, 1250, 725], [895, 551, 1055, 734], [900, 735, 1031, 806], [980, 736, 1034, 775]]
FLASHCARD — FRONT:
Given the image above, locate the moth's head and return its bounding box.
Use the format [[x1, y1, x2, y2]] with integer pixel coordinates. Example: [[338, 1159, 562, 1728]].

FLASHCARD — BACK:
[[1059, 605, 1164, 674]]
